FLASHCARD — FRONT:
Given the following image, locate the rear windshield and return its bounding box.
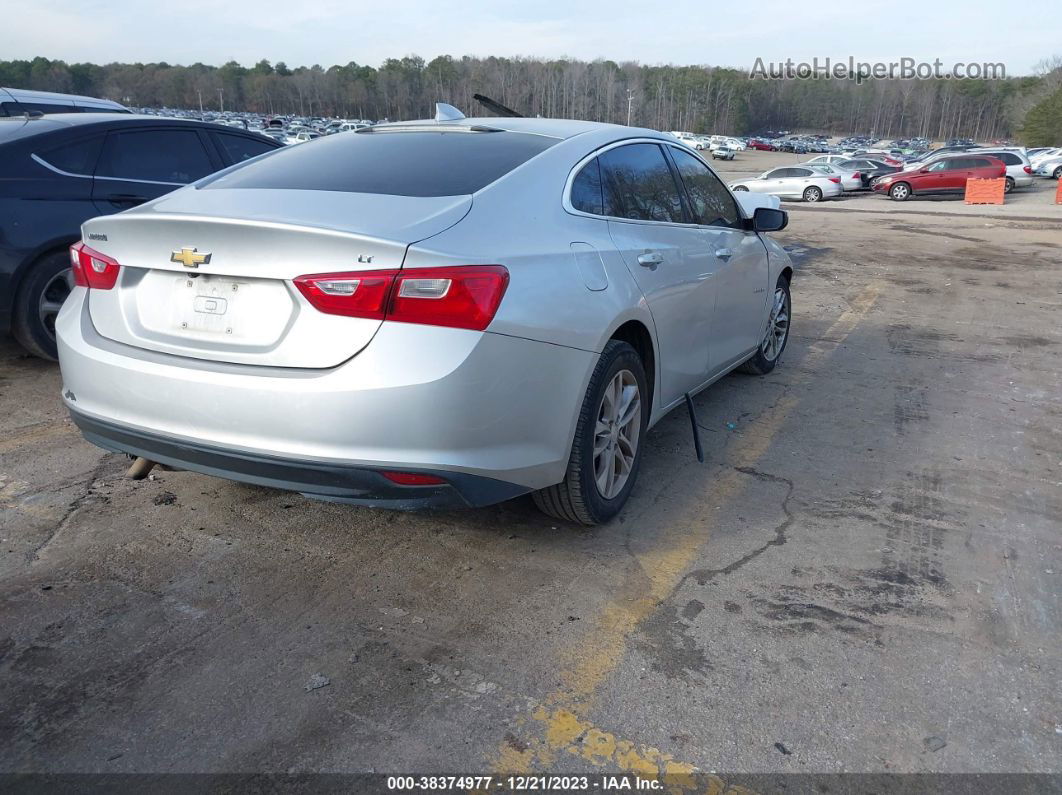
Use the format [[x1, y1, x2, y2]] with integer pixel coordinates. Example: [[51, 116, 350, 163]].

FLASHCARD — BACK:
[[204, 129, 558, 197]]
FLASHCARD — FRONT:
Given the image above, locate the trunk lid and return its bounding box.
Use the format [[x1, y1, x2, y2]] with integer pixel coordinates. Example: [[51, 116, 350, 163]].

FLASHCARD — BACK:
[[82, 189, 471, 368]]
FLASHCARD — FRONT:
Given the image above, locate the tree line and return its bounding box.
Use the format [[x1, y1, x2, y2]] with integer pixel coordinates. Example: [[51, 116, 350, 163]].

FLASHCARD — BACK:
[[2, 55, 1060, 143]]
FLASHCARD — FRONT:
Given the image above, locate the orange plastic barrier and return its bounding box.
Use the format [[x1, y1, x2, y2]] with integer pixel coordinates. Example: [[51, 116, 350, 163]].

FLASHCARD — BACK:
[[964, 178, 1005, 205], [1056, 180, 1062, 205]]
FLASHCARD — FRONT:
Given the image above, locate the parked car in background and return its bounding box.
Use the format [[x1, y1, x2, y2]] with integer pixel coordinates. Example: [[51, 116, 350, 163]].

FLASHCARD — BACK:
[[901, 144, 980, 171], [838, 158, 901, 188], [748, 139, 776, 151], [966, 148, 1033, 192], [805, 154, 853, 168], [1029, 147, 1062, 166], [711, 146, 735, 160], [57, 114, 794, 524], [0, 87, 129, 116], [730, 166, 843, 202], [848, 150, 905, 167], [669, 131, 705, 149], [871, 154, 1006, 201], [287, 130, 323, 145], [0, 113, 282, 358], [1033, 155, 1062, 179], [803, 162, 862, 192]]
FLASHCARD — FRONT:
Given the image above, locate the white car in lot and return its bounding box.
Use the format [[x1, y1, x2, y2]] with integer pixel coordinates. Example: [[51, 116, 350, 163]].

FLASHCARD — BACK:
[[1034, 155, 1062, 179], [1029, 147, 1062, 167], [669, 131, 704, 149], [286, 130, 323, 145], [730, 166, 843, 202], [801, 162, 862, 192], [804, 154, 851, 168], [58, 113, 795, 525]]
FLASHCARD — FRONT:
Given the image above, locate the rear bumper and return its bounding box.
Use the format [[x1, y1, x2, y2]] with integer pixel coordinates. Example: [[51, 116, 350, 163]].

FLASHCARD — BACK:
[[70, 409, 527, 508], [57, 289, 597, 498]]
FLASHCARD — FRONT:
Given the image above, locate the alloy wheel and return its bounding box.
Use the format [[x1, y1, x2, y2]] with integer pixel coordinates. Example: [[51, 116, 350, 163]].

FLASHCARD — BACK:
[[39, 267, 74, 339], [761, 286, 790, 362], [593, 369, 641, 500]]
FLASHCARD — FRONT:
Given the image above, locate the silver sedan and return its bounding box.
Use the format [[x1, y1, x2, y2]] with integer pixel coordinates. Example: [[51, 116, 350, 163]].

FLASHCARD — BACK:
[[729, 166, 843, 202], [57, 112, 794, 524]]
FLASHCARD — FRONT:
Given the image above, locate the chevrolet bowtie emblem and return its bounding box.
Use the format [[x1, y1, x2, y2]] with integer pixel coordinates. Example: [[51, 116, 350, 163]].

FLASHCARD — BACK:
[[171, 247, 211, 268]]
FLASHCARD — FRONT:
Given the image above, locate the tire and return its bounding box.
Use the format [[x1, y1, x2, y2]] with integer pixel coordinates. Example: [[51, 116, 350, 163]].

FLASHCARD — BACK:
[[739, 275, 791, 376], [803, 186, 823, 202], [1004, 176, 1014, 193], [733, 185, 749, 191], [889, 182, 911, 201], [12, 250, 75, 361], [1053, 166, 1062, 180], [533, 340, 648, 526]]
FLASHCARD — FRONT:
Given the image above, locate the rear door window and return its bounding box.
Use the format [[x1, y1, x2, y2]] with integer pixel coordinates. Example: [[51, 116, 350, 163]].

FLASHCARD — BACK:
[[598, 143, 686, 223], [96, 129, 215, 184], [668, 148, 740, 228], [38, 136, 105, 175], [214, 132, 278, 164]]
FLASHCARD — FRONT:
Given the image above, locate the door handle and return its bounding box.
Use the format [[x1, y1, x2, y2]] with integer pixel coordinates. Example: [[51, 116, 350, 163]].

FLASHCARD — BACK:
[[637, 252, 664, 267], [715, 248, 733, 259]]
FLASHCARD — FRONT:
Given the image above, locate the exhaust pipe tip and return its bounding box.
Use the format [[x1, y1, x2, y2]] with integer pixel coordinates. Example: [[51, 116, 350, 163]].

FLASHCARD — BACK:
[[126, 456, 157, 480]]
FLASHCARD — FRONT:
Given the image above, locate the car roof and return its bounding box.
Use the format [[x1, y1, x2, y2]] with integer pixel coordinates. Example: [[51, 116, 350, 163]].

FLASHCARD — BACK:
[[373, 116, 633, 140], [3, 112, 264, 131], [0, 113, 268, 146], [1, 86, 127, 109]]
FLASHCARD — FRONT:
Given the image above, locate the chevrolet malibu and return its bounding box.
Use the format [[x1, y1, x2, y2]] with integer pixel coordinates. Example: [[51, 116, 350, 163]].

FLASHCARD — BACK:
[[57, 113, 794, 525]]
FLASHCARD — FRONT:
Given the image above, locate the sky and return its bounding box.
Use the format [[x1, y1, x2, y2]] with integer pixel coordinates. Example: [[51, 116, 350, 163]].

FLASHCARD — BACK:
[[7, 0, 1058, 75]]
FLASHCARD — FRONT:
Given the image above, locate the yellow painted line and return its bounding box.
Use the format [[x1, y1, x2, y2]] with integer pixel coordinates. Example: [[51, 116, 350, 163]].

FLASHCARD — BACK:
[[493, 705, 760, 794], [492, 281, 884, 779]]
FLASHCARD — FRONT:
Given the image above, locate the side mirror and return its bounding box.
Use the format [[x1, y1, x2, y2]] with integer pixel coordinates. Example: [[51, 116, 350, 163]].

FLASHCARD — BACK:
[[753, 206, 788, 233]]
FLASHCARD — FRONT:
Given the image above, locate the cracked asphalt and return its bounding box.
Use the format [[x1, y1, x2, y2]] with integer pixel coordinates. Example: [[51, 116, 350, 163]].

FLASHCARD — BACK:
[[1, 173, 1060, 780]]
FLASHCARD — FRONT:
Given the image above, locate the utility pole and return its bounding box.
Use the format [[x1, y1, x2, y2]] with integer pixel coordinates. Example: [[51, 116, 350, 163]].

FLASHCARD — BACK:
[[626, 89, 635, 126], [197, 90, 203, 113], [218, 87, 224, 112]]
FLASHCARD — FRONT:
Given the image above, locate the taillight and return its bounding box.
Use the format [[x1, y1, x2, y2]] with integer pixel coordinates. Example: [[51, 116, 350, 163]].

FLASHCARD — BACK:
[[389, 266, 509, 331], [828, 177, 841, 184], [294, 265, 509, 332], [852, 172, 861, 181], [69, 241, 121, 290], [294, 269, 398, 320], [1024, 166, 1032, 174]]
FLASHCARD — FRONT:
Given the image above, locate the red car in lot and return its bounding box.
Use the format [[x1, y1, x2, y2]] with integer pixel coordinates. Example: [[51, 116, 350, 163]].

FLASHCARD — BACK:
[[872, 154, 1006, 200], [748, 139, 776, 151]]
